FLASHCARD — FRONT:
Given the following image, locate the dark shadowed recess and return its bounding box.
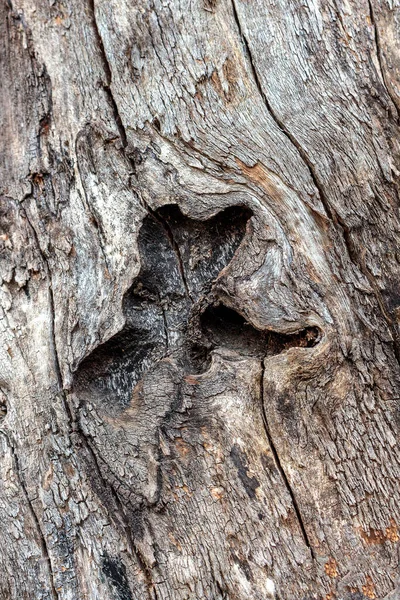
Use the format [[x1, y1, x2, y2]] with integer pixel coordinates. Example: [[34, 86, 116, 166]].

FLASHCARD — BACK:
[[200, 304, 319, 358], [74, 204, 319, 407], [101, 554, 133, 600]]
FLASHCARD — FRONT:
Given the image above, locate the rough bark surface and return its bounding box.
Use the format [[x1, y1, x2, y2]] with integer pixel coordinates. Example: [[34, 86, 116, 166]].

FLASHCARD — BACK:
[[1, 0, 400, 599]]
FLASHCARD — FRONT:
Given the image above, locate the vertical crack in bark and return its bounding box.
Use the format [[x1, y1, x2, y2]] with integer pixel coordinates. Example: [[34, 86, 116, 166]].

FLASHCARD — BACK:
[[0, 431, 59, 600], [230, 0, 336, 223], [259, 362, 315, 560], [87, 0, 128, 152], [87, 0, 127, 147], [87, 0, 193, 303], [158, 294, 170, 350], [367, 0, 400, 117], [21, 205, 75, 429], [149, 211, 194, 303]]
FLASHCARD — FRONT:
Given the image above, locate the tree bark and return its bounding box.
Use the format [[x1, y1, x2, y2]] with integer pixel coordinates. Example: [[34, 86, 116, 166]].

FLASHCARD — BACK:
[[1, 0, 400, 598]]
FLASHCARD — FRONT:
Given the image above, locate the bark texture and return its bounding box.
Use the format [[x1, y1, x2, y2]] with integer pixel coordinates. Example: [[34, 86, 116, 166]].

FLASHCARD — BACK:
[[1, 0, 400, 598]]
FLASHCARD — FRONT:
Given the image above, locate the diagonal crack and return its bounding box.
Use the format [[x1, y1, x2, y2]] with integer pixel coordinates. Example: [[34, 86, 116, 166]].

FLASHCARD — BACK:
[[71, 416, 155, 598], [231, 0, 400, 371], [230, 0, 359, 274], [87, 0, 127, 147], [230, 0, 336, 224], [230, 0, 360, 262], [259, 361, 315, 560], [149, 211, 194, 303]]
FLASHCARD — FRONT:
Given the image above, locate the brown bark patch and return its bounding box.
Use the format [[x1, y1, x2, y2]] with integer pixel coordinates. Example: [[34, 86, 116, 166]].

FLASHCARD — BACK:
[[324, 557, 339, 578], [386, 520, 399, 542], [362, 575, 376, 599], [235, 159, 283, 203], [359, 520, 399, 544], [210, 58, 238, 103], [168, 532, 182, 552], [210, 486, 225, 500], [175, 437, 190, 458]]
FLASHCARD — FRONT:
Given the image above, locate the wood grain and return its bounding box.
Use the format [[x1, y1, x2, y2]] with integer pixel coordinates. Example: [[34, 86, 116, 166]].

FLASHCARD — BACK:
[[1, 0, 400, 598]]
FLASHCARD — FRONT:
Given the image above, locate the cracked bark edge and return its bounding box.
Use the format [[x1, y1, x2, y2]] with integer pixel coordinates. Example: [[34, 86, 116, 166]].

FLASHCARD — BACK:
[[0, 430, 59, 600], [367, 0, 400, 118], [20, 204, 156, 595], [71, 417, 157, 599], [20, 204, 75, 427], [231, 0, 400, 371], [87, 0, 195, 304], [259, 360, 315, 561], [24, 201, 156, 594]]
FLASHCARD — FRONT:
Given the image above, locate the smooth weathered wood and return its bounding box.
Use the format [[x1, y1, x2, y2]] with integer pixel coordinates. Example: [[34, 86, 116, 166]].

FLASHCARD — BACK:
[[1, 0, 400, 598]]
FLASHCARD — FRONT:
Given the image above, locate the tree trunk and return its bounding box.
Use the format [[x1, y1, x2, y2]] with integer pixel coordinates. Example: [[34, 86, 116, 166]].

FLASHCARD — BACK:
[[1, 0, 400, 598]]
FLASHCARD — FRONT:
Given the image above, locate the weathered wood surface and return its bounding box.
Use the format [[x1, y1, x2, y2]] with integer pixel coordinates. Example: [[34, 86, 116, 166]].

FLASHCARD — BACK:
[[1, 0, 400, 598]]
